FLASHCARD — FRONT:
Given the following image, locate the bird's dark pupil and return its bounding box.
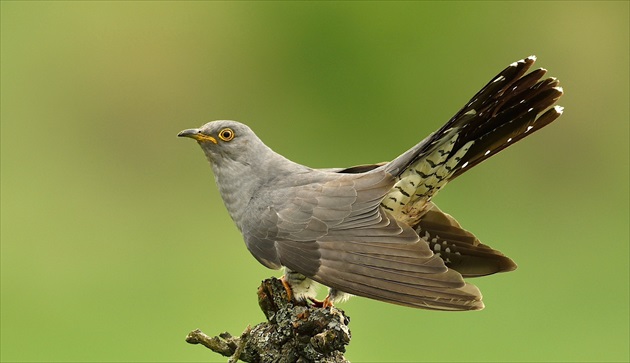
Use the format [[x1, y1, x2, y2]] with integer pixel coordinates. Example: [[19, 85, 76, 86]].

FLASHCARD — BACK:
[[223, 131, 230, 138]]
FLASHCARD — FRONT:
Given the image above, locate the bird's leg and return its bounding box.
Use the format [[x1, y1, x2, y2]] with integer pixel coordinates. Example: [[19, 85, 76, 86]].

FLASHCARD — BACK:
[[309, 288, 353, 308], [279, 275, 294, 301], [321, 289, 337, 309], [282, 269, 318, 304], [321, 288, 352, 308]]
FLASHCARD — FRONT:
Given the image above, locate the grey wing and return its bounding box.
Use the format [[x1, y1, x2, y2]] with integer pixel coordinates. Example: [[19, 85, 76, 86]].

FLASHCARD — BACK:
[[245, 171, 483, 311]]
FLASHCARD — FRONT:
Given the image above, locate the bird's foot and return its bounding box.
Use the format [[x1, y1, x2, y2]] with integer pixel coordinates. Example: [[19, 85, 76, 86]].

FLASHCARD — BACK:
[[322, 296, 334, 309], [308, 296, 334, 309], [308, 297, 324, 307]]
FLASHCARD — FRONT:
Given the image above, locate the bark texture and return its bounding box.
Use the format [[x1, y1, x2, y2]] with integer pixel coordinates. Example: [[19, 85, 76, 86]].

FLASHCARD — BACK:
[[186, 278, 351, 362]]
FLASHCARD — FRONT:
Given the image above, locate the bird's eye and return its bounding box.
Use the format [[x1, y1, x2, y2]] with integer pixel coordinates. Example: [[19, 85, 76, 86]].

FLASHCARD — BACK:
[[218, 128, 235, 142]]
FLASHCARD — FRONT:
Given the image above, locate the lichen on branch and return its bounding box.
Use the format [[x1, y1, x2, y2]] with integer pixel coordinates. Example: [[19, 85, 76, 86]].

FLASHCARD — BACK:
[[186, 278, 351, 363]]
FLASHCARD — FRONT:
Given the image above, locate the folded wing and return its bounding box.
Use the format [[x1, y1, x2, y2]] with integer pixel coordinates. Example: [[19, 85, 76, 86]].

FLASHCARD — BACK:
[[243, 171, 483, 311]]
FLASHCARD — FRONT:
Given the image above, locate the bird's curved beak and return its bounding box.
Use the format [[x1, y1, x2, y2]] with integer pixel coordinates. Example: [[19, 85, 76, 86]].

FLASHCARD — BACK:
[[178, 128, 217, 144]]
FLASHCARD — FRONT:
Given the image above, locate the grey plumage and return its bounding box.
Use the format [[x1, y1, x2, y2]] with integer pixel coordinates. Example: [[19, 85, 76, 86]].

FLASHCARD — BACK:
[[178, 56, 563, 311]]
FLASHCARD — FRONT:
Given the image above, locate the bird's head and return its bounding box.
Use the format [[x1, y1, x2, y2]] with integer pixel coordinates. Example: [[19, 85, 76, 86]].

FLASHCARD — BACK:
[[178, 120, 260, 164]]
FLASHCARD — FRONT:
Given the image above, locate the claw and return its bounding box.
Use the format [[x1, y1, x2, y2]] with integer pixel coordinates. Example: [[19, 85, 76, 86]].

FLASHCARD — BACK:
[[279, 275, 293, 301], [308, 297, 325, 308]]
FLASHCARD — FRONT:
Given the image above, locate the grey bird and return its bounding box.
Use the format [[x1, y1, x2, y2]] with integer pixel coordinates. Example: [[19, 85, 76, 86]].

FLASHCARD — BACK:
[[178, 56, 563, 311]]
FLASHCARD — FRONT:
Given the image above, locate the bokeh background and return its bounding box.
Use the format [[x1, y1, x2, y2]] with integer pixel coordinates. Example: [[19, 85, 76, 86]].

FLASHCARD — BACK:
[[2, 1, 628, 362]]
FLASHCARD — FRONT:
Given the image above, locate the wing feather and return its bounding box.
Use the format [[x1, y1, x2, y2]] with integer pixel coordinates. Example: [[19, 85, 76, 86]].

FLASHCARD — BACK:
[[315, 265, 483, 311], [414, 203, 517, 277], [254, 171, 484, 310]]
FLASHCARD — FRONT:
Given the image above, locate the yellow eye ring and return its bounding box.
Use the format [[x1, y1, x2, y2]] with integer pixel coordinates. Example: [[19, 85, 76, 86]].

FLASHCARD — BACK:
[[218, 128, 235, 142]]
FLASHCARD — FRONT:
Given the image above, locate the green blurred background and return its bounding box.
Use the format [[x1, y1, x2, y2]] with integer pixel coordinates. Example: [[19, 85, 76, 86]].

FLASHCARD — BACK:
[[1, 1, 628, 362]]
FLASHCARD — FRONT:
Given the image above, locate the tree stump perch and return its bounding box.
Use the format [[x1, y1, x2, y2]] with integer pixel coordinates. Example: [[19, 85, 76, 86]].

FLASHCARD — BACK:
[[186, 278, 351, 362]]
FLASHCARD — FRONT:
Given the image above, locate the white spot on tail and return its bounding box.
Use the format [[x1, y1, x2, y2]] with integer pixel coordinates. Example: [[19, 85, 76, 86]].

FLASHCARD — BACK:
[[555, 105, 565, 114], [526, 125, 534, 132], [507, 137, 513, 143], [484, 150, 491, 156], [461, 161, 469, 169]]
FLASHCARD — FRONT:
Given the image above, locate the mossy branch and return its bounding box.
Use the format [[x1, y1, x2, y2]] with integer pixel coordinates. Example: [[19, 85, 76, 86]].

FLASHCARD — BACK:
[[186, 278, 351, 362]]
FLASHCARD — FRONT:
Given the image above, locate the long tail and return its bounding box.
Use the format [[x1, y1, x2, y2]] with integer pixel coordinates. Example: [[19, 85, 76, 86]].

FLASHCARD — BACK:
[[382, 56, 563, 225]]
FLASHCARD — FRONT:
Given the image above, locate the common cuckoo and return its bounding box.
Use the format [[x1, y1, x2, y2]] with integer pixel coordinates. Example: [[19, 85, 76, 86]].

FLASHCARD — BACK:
[[179, 56, 563, 311]]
